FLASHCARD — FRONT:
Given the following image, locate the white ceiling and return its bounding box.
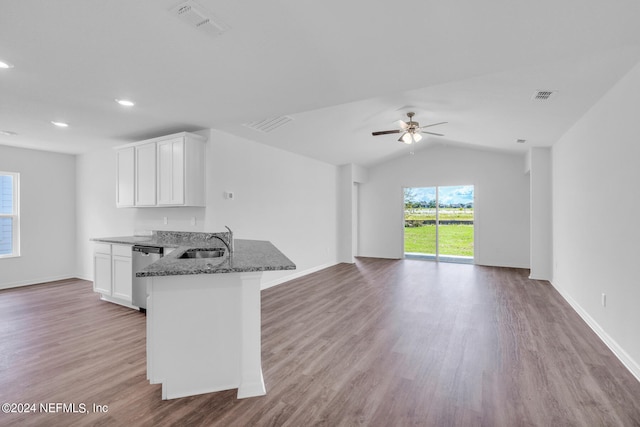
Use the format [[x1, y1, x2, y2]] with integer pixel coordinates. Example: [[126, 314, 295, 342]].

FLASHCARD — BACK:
[[1, 0, 640, 166]]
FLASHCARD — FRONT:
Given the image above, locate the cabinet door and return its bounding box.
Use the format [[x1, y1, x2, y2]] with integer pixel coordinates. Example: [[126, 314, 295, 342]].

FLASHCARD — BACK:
[[135, 143, 157, 206], [112, 255, 133, 302], [116, 147, 135, 207], [157, 137, 185, 205], [94, 252, 112, 295]]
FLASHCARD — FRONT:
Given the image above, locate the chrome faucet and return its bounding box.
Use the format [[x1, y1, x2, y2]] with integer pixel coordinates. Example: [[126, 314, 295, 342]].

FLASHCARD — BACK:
[[206, 226, 234, 253], [224, 225, 234, 253]]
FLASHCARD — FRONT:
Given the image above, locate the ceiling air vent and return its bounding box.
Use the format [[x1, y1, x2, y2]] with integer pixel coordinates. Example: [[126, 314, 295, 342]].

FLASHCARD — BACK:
[[243, 116, 293, 133], [169, 1, 230, 38], [531, 90, 558, 101]]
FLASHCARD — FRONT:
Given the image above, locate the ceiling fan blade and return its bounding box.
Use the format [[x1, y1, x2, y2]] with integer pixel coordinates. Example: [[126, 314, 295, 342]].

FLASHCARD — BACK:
[[422, 131, 444, 136], [395, 120, 409, 130], [398, 132, 408, 143], [419, 121, 448, 129], [372, 130, 401, 136]]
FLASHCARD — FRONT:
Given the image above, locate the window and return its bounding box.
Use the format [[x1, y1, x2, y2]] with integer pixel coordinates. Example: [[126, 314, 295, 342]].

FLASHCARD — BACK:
[[0, 171, 20, 258]]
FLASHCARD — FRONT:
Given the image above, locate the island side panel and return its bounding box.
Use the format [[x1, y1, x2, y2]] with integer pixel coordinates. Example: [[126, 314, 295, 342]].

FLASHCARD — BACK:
[[147, 274, 243, 399], [237, 272, 266, 399]]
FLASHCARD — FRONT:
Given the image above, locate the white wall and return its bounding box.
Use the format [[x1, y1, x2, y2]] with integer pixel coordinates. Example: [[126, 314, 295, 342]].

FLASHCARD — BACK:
[[529, 147, 553, 280], [552, 61, 640, 380], [202, 129, 338, 287], [75, 129, 338, 289], [359, 144, 530, 268], [0, 145, 76, 289], [337, 164, 368, 263]]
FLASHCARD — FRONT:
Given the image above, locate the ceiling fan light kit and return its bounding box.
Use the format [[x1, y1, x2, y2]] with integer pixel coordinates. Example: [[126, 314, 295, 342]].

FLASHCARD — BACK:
[[401, 132, 422, 144], [372, 112, 446, 145]]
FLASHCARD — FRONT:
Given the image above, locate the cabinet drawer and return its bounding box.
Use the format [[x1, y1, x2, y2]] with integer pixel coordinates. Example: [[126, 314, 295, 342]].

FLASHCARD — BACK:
[[94, 243, 111, 255], [112, 244, 132, 257]]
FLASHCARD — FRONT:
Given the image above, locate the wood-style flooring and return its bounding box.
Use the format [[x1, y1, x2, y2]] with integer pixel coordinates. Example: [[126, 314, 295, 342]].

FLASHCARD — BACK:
[[1, 258, 639, 426]]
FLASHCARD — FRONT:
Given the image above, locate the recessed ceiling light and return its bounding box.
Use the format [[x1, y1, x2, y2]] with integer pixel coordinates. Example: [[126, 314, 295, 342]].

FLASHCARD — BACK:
[[0, 60, 14, 69], [115, 99, 135, 107], [0, 130, 18, 136], [51, 121, 69, 127]]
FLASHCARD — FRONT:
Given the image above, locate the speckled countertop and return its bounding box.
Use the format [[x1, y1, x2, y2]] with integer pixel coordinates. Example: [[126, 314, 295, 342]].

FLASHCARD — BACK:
[[91, 231, 296, 277]]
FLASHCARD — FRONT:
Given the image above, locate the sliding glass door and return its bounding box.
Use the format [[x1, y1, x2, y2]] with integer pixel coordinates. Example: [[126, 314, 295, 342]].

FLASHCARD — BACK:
[[404, 187, 437, 257], [404, 185, 474, 263]]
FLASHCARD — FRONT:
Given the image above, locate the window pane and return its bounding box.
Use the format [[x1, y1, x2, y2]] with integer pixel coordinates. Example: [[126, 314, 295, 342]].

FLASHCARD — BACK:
[[0, 217, 12, 255], [438, 185, 474, 258], [0, 174, 13, 214], [404, 187, 437, 257]]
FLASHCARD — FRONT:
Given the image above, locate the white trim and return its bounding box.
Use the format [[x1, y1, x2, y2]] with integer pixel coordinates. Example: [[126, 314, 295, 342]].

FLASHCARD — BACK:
[[0, 274, 79, 290], [551, 279, 640, 383], [76, 273, 92, 282], [260, 261, 339, 291], [0, 253, 20, 259], [98, 294, 140, 310]]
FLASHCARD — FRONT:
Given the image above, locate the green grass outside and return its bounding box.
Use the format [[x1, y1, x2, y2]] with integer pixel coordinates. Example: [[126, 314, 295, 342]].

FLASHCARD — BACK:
[[405, 208, 474, 222], [404, 224, 474, 256]]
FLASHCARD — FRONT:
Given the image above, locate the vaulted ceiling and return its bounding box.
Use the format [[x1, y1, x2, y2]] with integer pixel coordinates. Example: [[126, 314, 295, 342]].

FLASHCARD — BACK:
[[1, 0, 640, 166]]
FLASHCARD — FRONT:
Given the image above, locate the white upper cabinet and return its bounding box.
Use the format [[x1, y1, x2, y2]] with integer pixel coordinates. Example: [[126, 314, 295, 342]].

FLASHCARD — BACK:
[[135, 143, 157, 206], [157, 135, 205, 206], [157, 137, 185, 205], [115, 132, 206, 208]]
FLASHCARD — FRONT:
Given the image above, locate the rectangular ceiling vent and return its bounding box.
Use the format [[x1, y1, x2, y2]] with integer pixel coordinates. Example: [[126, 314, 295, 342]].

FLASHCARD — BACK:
[[169, 1, 230, 38], [531, 90, 558, 101], [243, 116, 293, 133]]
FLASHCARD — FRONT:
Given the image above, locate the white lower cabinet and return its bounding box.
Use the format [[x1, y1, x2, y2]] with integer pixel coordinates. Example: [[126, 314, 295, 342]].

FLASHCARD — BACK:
[[112, 245, 133, 301], [93, 246, 112, 295], [94, 243, 135, 308]]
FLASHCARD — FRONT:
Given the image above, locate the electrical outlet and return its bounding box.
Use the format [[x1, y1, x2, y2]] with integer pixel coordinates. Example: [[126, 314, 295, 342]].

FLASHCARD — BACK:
[[601, 293, 606, 307], [191, 217, 196, 226], [163, 216, 168, 225]]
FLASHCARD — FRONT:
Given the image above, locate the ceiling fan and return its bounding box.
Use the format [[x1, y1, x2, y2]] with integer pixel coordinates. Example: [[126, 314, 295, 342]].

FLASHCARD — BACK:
[[372, 112, 447, 144]]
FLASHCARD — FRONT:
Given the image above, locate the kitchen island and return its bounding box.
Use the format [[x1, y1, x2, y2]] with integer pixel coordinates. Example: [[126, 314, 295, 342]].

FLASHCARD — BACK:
[[92, 231, 295, 400]]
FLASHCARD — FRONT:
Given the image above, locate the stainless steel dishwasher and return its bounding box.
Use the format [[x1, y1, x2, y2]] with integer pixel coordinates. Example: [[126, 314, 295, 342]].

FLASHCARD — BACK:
[[132, 245, 163, 311]]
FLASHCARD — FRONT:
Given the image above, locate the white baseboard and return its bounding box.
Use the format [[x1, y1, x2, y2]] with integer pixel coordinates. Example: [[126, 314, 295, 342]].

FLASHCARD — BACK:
[[551, 279, 640, 383], [2, 263, 339, 293], [99, 294, 140, 310], [0, 274, 79, 290], [528, 274, 551, 280], [260, 261, 339, 291]]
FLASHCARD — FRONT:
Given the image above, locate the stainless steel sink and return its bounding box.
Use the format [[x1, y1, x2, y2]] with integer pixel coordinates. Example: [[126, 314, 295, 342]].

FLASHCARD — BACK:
[[179, 248, 226, 259]]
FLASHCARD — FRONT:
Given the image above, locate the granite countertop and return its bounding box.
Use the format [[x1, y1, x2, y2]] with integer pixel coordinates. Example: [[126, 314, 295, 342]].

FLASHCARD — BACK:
[[91, 232, 296, 277]]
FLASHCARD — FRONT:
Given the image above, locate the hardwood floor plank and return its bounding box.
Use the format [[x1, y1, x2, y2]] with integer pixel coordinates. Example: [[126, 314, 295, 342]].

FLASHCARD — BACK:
[[1, 261, 640, 426]]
